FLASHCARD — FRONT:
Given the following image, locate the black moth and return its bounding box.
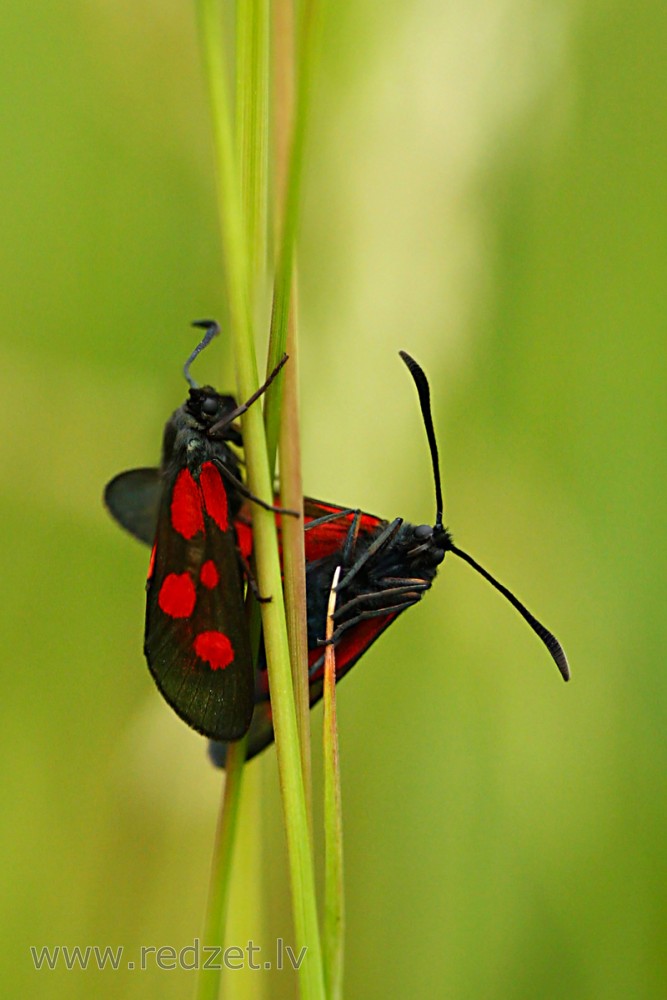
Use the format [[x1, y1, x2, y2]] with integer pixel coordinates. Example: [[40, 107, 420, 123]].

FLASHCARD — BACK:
[[210, 350, 570, 765], [105, 320, 287, 741]]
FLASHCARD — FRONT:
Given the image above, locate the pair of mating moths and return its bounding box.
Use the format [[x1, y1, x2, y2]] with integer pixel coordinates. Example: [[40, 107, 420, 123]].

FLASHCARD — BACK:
[[104, 322, 569, 762]]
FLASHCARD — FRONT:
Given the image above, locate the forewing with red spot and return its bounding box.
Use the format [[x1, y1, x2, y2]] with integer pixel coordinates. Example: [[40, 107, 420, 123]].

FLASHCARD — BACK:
[[145, 461, 253, 740]]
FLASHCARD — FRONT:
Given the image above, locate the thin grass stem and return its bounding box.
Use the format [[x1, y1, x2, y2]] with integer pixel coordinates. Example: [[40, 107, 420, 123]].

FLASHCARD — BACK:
[[323, 566, 345, 999], [196, 3, 325, 997]]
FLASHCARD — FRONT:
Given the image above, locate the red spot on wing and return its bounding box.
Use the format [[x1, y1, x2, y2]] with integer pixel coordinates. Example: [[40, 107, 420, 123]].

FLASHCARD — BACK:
[[235, 521, 253, 560], [200, 559, 220, 589], [147, 544, 156, 580], [194, 631, 234, 670], [171, 469, 204, 539], [158, 572, 196, 618], [200, 462, 228, 531]]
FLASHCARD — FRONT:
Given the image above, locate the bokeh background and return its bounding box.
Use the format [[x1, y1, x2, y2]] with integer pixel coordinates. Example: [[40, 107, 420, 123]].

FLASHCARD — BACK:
[[3, 1, 666, 997]]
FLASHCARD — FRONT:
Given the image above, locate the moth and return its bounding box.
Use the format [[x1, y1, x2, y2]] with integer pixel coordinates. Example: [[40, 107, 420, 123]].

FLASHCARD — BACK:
[[105, 321, 287, 741], [210, 351, 569, 764]]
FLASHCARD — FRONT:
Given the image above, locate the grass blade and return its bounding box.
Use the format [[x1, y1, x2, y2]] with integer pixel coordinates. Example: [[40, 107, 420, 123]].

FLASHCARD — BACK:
[[196, 3, 325, 996], [323, 566, 345, 999]]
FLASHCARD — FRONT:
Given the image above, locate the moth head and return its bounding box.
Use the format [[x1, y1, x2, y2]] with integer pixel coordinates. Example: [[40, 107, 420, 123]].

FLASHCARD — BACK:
[[186, 387, 236, 427]]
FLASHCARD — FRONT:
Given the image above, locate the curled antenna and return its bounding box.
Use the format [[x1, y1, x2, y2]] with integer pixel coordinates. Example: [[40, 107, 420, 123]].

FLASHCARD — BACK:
[[450, 543, 571, 681], [183, 320, 220, 388], [399, 351, 444, 528]]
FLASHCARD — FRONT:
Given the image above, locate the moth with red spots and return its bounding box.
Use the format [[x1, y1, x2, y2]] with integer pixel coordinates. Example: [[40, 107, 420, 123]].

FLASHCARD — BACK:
[[210, 351, 570, 765], [105, 321, 287, 741]]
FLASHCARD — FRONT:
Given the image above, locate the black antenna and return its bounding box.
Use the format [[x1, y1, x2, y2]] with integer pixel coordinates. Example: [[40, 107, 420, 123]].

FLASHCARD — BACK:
[[399, 351, 444, 528], [399, 349, 569, 682], [183, 320, 220, 388], [450, 543, 570, 681]]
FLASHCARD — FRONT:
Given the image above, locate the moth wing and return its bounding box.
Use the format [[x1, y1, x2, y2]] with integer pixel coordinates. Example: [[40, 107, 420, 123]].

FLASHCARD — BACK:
[[145, 465, 254, 741], [212, 611, 402, 767], [306, 612, 401, 693], [104, 468, 161, 545], [234, 496, 385, 563], [212, 501, 398, 764], [303, 497, 385, 561], [208, 700, 275, 766]]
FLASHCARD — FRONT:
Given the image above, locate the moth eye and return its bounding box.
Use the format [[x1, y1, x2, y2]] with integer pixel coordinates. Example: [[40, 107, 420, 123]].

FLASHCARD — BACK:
[[413, 524, 432, 541], [201, 397, 218, 416]]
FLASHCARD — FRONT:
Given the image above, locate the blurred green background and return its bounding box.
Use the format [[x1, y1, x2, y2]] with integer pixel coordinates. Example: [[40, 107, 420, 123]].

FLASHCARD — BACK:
[[3, 1, 666, 997]]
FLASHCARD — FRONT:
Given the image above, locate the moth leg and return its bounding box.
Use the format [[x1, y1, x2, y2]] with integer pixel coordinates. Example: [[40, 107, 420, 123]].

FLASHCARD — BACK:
[[304, 508, 358, 529], [237, 549, 272, 603], [209, 354, 289, 436], [333, 581, 430, 621], [336, 518, 404, 591], [342, 510, 363, 563], [329, 599, 421, 638], [304, 508, 363, 562], [213, 459, 299, 516], [308, 598, 422, 676]]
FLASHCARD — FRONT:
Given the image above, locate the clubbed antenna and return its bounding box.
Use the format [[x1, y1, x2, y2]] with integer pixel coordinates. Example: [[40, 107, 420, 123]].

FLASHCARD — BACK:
[[183, 320, 221, 388], [399, 350, 444, 529], [398, 349, 569, 681], [450, 543, 571, 681]]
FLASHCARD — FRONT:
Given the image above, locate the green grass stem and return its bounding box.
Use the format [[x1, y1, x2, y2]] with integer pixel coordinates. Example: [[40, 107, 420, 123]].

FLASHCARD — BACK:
[[272, 1, 313, 821], [196, 3, 325, 997], [197, 739, 247, 1000]]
